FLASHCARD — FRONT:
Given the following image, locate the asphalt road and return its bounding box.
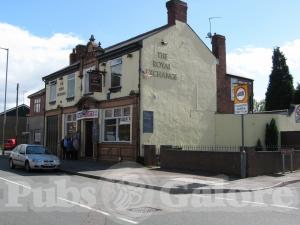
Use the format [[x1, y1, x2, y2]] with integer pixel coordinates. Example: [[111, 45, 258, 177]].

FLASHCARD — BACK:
[[0, 155, 300, 225]]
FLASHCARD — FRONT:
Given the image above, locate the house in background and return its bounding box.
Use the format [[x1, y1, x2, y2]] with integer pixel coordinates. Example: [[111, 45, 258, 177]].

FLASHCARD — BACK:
[[212, 34, 254, 114], [27, 89, 45, 145], [0, 104, 29, 144]]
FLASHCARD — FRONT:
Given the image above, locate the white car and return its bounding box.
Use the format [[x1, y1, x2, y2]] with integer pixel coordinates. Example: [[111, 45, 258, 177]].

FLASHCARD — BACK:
[[9, 144, 60, 172]]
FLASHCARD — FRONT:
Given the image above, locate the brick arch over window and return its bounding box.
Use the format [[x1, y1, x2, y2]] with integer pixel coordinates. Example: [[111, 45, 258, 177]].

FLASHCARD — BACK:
[[75, 96, 100, 111]]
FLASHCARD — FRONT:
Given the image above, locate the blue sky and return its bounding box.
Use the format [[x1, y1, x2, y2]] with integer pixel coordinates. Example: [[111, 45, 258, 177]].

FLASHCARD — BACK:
[[0, 0, 300, 109]]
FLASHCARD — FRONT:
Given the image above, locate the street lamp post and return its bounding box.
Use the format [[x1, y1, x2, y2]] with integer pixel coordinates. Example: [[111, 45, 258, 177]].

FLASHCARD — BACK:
[[1, 47, 9, 154]]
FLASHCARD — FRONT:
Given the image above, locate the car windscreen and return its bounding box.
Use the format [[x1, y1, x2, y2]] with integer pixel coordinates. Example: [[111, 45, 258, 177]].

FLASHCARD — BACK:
[[26, 146, 50, 155]]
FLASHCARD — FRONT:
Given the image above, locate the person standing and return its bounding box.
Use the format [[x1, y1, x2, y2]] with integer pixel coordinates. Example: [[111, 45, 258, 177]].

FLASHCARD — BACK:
[[66, 137, 73, 160], [72, 132, 80, 160]]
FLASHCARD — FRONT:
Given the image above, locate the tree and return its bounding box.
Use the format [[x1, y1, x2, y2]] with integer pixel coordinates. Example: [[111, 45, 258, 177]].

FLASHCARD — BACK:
[[265, 118, 279, 151], [294, 83, 300, 104], [255, 139, 263, 151], [265, 47, 294, 111], [253, 99, 265, 112]]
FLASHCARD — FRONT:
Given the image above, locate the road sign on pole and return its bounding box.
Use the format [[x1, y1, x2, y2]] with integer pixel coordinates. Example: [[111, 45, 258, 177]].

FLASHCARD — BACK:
[[234, 84, 249, 115]]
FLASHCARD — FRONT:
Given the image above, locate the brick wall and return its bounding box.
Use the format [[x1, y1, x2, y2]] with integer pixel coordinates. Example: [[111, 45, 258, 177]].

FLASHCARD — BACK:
[[160, 147, 241, 176], [247, 149, 300, 176], [160, 147, 300, 177], [98, 95, 139, 161]]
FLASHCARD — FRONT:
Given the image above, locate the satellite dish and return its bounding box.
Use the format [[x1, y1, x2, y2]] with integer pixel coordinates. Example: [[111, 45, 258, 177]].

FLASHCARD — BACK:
[[206, 32, 212, 38]]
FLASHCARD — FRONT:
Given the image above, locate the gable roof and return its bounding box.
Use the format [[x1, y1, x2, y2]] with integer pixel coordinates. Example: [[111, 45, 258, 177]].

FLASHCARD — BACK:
[[42, 61, 80, 82], [226, 73, 254, 81], [0, 104, 29, 117], [27, 88, 45, 99], [104, 24, 171, 54], [42, 25, 171, 82]]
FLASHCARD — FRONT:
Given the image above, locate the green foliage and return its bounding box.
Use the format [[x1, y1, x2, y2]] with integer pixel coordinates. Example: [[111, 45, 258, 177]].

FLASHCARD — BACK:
[[294, 83, 300, 104], [265, 118, 279, 151], [265, 47, 294, 111], [253, 99, 265, 112], [255, 139, 263, 151]]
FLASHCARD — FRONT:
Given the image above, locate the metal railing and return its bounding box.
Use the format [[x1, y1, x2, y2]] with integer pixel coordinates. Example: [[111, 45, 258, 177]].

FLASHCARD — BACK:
[[157, 145, 241, 153]]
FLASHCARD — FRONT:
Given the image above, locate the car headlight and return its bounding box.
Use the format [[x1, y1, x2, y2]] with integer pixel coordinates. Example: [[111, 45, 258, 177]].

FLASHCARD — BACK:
[[54, 159, 60, 164]]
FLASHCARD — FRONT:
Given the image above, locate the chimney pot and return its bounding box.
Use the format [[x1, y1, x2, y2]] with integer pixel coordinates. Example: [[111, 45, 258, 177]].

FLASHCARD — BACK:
[[166, 0, 188, 25]]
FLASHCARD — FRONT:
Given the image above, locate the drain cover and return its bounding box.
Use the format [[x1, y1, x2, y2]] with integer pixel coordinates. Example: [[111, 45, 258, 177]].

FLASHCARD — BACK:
[[128, 207, 162, 214]]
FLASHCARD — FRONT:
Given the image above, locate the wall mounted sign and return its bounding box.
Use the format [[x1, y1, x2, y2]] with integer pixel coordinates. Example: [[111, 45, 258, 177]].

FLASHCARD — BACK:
[[296, 105, 300, 123], [143, 51, 177, 80], [76, 109, 99, 120], [234, 84, 249, 115], [88, 70, 102, 92], [143, 111, 153, 133]]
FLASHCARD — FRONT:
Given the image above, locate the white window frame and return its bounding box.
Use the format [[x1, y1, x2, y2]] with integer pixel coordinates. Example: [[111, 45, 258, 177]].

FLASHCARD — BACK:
[[102, 106, 132, 143], [34, 97, 41, 113], [49, 81, 57, 102], [83, 66, 95, 94], [67, 73, 75, 98], [110, 57, 122, 88], [64, 113, 77, 137]]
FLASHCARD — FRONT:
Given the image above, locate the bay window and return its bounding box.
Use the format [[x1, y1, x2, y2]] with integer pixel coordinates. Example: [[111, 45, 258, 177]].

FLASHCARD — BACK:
[[104, 106, 131, 142]]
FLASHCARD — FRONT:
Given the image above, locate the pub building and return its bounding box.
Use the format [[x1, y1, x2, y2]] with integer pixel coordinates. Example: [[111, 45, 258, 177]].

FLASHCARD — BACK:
[[42, 0, 253, 161]]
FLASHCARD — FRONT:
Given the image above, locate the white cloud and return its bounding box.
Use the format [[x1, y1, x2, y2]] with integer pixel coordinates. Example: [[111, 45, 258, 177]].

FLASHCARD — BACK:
[[227, 39, 300, 100], [0, 22, 83, 111]]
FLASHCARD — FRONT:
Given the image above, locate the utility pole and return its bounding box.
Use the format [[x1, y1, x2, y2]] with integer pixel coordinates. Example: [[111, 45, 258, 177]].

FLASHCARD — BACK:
[[1, 47, 9, 154], [16, 83, 19, 143]]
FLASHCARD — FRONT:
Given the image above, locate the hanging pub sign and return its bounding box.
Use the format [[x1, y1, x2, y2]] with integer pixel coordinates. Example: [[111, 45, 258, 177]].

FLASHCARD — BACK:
[[234, 84, 249, 115], [88, 70, 102, 92]]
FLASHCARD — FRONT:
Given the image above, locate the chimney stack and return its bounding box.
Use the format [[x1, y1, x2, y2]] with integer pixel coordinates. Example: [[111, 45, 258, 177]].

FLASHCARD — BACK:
[[166, 0, 188, 25], [212, 34, 227, 113]]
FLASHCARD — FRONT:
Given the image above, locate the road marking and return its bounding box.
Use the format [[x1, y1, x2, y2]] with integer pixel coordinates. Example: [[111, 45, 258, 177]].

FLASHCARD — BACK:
[[116, 216, 139, 224], [57, 197, 110, 216], [199, 195, 299, 210], [241, 200, 266, 206], [0, 176, 32, 190], [0, 176, 139, 224], [270, 204, 299, 210], [57, 197, 139, 224]]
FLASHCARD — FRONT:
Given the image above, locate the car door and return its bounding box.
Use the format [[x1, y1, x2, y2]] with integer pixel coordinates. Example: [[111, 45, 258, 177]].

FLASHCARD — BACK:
[[18, 145, 27, 167], [11, 146, 20, 166]]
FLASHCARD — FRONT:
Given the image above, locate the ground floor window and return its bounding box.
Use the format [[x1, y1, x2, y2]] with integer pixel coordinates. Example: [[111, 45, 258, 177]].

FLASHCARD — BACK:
[[65, 113, 77, 137], [104, 106, 131, 142]]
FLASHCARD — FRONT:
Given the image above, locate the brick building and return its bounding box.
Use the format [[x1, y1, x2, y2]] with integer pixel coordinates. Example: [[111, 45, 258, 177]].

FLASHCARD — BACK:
[[42, 0, 253, 161], [212, 34, 254, 114], [27, 89, 45, 145], [0, 104, 29, 144]]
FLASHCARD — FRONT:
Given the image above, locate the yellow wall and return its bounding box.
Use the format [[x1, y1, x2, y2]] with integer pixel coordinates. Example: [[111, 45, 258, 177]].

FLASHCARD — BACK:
[[140, 21, 217, 154], [216, 109, 300, 147]]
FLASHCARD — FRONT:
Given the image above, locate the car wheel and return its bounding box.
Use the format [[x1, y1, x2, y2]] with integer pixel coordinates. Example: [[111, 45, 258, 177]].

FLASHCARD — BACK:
[[25, 161, 31, 172], [9, 159, 15, 169]]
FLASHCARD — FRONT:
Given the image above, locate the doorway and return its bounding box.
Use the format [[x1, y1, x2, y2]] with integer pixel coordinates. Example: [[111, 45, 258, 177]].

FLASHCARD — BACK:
[[85, 121, 93, 157]]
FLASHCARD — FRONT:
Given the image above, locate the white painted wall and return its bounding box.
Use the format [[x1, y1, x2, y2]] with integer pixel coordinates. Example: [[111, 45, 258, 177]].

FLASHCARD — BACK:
[[140, 21, 217, 154]]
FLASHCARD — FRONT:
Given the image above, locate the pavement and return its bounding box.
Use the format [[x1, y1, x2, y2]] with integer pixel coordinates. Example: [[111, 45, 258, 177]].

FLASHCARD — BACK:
[[59, 159, 300, 194]]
